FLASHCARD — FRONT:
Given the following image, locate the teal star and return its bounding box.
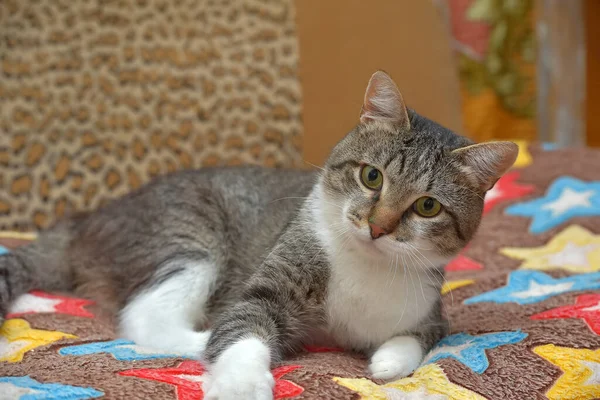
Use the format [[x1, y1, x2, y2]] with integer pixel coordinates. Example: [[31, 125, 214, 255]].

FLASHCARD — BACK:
[[0, 376, 102, 399], [465, 270, 600, 305], [506, 176, 600, 234], [423, 331, 528, 373], [59, 339, 187, 361]]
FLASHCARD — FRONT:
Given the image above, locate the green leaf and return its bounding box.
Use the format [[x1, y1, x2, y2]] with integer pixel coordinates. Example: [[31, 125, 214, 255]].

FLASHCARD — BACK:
[[486, 53, 503, 75], [496, 73, 517, 95], [503, 0, 525, 16], [459, 55, 488, 95], [489, 21, 508, 52], [521, 35, 536, 62], [467, 0, 499, 22]]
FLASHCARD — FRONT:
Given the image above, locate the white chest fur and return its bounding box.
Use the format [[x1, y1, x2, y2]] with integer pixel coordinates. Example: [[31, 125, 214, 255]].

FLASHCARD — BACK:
[[309, 186, 443, 351], [324, 245, 439, 351]]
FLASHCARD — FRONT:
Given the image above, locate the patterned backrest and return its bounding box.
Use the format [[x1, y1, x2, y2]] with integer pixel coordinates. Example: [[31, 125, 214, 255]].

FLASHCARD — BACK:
[[0, 0, 303, 231]]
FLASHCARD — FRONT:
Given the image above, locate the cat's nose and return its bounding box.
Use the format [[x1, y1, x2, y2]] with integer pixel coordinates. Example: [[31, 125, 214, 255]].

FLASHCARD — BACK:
[[369, 222, 388, 239]]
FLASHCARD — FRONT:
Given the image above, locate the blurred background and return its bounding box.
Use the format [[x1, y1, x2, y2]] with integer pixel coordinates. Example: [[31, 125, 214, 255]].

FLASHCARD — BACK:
[[0, 0, 595, 231]]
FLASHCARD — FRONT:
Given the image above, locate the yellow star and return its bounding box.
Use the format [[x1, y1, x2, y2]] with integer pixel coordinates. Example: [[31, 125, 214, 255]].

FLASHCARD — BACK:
[[501, 225, 600, 273], [334, 363, 486, 400], [0, 231, 37, 240], [0, 318, 76, 362], [512, 140, 532, 168], [441, 279, 475, 295], [533, 344, 600, 400]]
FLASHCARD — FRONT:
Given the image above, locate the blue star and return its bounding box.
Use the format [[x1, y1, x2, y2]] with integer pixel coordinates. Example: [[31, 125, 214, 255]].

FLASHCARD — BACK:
[[423, 331, 528, 374], [0, 245, 8, 255], [465, 270, 600, 305], [541, 142, 559, 151], [59, 338, 189, 361], [0, 376, 102, 400], [506, 176, 600, 234]]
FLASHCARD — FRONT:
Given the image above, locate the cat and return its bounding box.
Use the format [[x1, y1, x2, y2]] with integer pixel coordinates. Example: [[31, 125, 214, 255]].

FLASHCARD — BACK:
[[0, 71, 517, 399]]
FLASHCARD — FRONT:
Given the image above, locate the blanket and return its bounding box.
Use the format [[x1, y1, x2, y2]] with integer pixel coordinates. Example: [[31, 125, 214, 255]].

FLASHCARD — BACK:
[[1, 142, 600, 400]]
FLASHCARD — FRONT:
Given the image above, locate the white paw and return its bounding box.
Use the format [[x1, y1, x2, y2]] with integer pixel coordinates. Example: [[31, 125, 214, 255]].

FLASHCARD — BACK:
[[203, 337, 275, 400], [168, 330, 211, 356], [369, 336, 423, 381], [204, 370, 274, 400], [122, 329, 211, 357]]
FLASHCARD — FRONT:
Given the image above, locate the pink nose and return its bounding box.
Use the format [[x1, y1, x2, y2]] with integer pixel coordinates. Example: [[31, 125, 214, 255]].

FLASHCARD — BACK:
[[369, 222, 388, 239]]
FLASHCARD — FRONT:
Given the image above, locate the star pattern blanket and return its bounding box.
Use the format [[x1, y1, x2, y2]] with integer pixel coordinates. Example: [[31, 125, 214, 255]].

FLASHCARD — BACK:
[[2, 142, 600, 400]]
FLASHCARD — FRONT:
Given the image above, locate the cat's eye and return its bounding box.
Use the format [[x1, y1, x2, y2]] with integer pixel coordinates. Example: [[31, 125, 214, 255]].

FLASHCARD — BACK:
[[413, 197, 442, 217], [360, 165, 383, 190]]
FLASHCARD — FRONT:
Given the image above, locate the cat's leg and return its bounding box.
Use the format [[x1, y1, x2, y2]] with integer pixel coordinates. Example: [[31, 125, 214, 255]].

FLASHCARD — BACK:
[[369, 305, 448, 380], [368, 335, 423, 380], [119, 259, 217, 355], [205, 336, 275, 400], [201, 238, 327, 400]]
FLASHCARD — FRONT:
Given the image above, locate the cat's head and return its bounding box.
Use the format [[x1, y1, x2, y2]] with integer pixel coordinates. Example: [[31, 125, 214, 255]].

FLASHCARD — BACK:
[[318, 71, 517, 267]]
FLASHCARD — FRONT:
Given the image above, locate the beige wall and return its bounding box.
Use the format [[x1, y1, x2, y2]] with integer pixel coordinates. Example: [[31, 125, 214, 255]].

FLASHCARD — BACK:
[[296, 0, 464, 165]]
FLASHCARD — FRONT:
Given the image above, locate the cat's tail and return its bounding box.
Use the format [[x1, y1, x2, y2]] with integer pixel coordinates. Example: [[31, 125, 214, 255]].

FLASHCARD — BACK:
[[0, 220, 75, 321]]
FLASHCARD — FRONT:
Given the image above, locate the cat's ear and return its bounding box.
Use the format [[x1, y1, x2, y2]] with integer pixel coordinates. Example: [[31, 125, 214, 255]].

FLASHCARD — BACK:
[[452, 141, 519, 191], [360, 71, 410, 129]]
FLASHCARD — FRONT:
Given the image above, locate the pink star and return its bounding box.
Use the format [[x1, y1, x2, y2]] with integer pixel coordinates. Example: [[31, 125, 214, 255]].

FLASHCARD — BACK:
[[531, 293, 600, 335], [119, 361, 304, 400], [7, 290, 95, 318], [484, 171, 535, 214]]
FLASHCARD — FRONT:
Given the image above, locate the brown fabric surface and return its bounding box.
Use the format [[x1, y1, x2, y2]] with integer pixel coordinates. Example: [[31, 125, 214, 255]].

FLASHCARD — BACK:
[[2, 144, 600, 399], [0, 0, 303, 231]]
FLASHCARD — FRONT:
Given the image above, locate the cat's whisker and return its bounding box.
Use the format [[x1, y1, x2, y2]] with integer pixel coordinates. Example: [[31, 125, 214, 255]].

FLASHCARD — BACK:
[[398, 252, 420, 329], [407, 242, 434, 251], [410, 256, 448, 323], [306, 226, 351, 264], [384, 255, 395, 286], [406, 245, 454, 333], [393, 251, 410, 329], [405, 247, 449, 314], [406, 248, 428, 304], [306, 233, 352, 279], [405, 244, 443, 281], [269, 196, 310, 204], [443, 182, 485, 201], [334, 235, 353, 259], [409, 250, 453, 312], [303, 160, 325, 171], [320, 201, 345, 211], [389, 254, 399, 288]]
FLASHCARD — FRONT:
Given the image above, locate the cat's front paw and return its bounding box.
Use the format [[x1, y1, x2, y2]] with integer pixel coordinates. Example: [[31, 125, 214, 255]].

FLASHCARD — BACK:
[[203, 337, 275, 400], [203, 369, 275, 400], [368, 336, 423, 381]]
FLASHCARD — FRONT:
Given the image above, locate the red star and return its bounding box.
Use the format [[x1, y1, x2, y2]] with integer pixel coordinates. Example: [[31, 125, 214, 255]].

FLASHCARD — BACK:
[[272, 365, 304, 398], [445, 243, 484, 273], [119, 361, 304, 400], [7, 290, 95, 318], [484, 171, 535, 214], [531, 293, 600, 335], [445, 254, 483, 272], [304, 345, 343, 353], [120, 360, 204, 400], [445, 243, 484, 272]]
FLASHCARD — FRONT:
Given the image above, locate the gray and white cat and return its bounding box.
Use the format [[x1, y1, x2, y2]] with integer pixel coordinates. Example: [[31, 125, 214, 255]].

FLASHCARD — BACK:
[[0, 71, 517, 399]]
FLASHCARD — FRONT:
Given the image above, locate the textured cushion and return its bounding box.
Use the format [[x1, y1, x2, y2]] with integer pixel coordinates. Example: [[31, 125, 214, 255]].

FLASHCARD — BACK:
[[0, 0, 303, 231], [2, 143, 600, 399]]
